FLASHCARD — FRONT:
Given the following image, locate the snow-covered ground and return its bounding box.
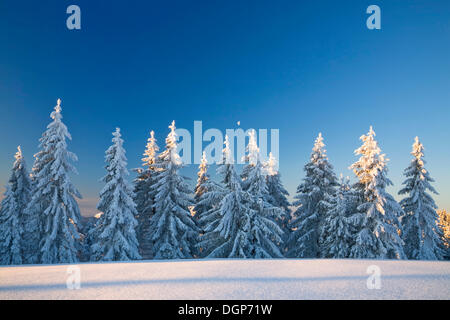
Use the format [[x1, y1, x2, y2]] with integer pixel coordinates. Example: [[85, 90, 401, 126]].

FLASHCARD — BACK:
[[0, 259, 449, 299]]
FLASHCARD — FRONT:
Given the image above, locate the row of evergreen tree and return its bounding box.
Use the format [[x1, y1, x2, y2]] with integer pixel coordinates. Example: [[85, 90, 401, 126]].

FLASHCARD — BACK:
[[0, 100, 447, 265]]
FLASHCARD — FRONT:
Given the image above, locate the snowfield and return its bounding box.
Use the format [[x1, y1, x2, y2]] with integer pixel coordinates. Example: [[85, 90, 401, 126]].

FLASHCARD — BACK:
[[0, 259, 449, 300]]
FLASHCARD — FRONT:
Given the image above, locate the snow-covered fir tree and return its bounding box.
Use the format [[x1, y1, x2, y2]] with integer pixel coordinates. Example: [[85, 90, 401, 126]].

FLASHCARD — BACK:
[[26, 99, 82, 264], [264, 152, 291, 246], [13, 147, 39, 265], [148, 121, 198, 259], [193, 151, 227, 256], [193, 152, 224, 223], [437, 210, 450, 259], [287, 133, 338, 258], [349, 126, 405, 259], [319, 175, 362, 258], [134, 130, 159, 259], [194, 151, 210, 217], [398, 137, 444, 260], [0, 146, 33, 265], [0, 186, 22, 265], [200, 131, 283, 258], [239, 131, 284, 258], [90, 128, 141, 261], [198, 135, 254, 258]]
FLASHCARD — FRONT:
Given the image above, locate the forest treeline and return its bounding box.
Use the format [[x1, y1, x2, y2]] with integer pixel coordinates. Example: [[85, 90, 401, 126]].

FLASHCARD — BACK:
[[1, 99, 449, 265]]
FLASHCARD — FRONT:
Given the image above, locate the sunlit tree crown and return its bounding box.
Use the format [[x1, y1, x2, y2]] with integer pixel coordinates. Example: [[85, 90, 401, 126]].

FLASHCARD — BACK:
[[142, 130, 159, 168]]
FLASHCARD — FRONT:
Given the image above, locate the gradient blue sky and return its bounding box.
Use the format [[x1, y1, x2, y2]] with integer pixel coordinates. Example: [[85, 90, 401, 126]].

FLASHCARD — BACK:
[[0, 0, 449, 216]]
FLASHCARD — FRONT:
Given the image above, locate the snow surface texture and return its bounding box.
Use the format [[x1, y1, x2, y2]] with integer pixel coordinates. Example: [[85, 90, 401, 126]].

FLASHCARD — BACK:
[[0, 259, 449, 300]]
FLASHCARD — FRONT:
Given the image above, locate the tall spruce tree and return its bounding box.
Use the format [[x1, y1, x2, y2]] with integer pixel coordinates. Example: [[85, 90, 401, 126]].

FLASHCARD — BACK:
[[240, 130, 284, 258], [264, 152, 291, 247], [0, 147, 33, 265], [437, 210, 450, 259], [90, 128, 141, 261], [349, 126, 405, 259], [398, 137, 443, 260], [287, 133, 338, 258], [27, 99, 82, 264], [193, 151, 210, 221], [193, 151, 225, 225], [148, 121, 198, 259], [23, 155, 40, 264], [193, 151, 225, 257], [319, 176, 362, 258], [198, 135, 254, 258], [134, 130, 159, 259], [0, 187, 22, 265], [194, 154, 226, 257]]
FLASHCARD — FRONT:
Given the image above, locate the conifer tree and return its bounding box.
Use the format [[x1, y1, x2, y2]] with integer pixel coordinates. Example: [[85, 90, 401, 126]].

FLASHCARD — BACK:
[[0, 186, 22, 265], [193, 152, 224, 226], [194, 153, 226, 257], [241, 130, 284, 258], [15, 147, 38, 265], [134, 130, 159, 259], [23, 162, 40, 264], [287, 133, 338, 258], [90, 128, 141, 261], [194, 151, 210, 218], [319, 176, 362, 258], [437, 210, 450, 259], [27, 99, 82, 264], [0, 147, 33, 265], [264, 152, 291, 245], [148, 121, 198, 259], [199, 135, 254, 258], [200, 133, 284, 258], [399, 137, 444, 260], [349, 127, 405, 259]]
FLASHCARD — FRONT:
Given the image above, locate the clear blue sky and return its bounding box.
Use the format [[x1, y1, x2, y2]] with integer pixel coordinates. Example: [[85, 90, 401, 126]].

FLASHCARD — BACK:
[[0, 0, 449, 216]]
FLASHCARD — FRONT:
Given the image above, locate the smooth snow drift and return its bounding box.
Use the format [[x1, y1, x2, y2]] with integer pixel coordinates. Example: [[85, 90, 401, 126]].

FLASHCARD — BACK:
[[0, 259, 449, 299]]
